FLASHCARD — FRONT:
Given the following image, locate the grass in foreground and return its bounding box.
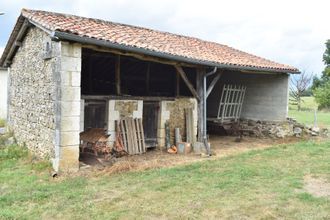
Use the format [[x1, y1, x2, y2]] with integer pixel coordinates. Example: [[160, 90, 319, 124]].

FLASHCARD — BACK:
[[0, 141, 329, 219]]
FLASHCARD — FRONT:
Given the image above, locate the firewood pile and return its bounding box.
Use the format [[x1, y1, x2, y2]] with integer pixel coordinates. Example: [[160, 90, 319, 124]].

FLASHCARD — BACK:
[[80, 127, 129, 160], [80, 128, 111, 157]]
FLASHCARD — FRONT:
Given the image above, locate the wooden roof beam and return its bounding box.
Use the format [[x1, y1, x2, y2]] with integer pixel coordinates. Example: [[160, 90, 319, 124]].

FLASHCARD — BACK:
[[206, 71, 223, 98], [175, 65, 200, 101]]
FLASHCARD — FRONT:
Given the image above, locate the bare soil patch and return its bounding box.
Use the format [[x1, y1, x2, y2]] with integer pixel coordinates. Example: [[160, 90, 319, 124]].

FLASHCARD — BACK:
[[78, 136, 307, 176], [304, 175, 330, 197]]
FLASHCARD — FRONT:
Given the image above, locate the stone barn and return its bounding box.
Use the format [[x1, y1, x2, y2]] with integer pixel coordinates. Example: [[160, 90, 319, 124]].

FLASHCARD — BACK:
[[0, 9, 299, 172], [0, 67, 8, 119]]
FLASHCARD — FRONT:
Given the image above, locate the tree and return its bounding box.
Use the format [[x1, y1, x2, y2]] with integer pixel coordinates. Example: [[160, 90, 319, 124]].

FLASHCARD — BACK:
[[312, 40, 330, 109], [314, 81, 330, 109], [290, 71, 312, 111]]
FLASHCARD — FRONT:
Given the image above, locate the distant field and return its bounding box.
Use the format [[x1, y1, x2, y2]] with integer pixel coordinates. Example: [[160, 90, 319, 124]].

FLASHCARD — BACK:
[[289, 96, 330, 128]]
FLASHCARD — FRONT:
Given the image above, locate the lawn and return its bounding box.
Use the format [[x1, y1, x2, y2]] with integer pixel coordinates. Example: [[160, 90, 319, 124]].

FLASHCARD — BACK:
[[0, 140, 329, 219], [289, 96, 330, 127]]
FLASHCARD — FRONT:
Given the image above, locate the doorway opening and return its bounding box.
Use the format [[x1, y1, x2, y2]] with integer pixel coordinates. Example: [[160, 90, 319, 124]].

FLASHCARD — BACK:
[[143, 101, 159, 149]]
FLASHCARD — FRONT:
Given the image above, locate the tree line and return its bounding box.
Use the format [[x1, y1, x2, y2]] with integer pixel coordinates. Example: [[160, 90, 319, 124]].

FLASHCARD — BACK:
[[290, 40, 330, 110]]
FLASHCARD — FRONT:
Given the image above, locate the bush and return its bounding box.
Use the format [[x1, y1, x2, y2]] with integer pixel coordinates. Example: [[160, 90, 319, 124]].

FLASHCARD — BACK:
[[0, 119, 5, 127], [314, 81, 330, 109], [0, 144, 28, 160]]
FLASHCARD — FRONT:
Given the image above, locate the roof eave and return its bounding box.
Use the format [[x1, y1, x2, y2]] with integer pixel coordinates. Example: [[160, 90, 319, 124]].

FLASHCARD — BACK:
[[0, 16, 33, 67], [54, 31, 300, 74]]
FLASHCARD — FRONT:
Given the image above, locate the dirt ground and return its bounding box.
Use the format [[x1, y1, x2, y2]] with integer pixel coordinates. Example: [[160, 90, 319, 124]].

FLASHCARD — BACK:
[[78, 135, 311, 176], [303, 175, 330, 197]]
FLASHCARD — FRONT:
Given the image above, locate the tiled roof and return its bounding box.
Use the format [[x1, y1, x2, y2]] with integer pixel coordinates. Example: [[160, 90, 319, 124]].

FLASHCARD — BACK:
[[2, 9, 299, 73]]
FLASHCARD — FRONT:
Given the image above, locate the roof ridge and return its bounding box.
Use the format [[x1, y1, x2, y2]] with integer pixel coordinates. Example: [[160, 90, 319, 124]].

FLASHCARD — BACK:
[[1, 8, 298, 72], [21, 9, 230, 47]]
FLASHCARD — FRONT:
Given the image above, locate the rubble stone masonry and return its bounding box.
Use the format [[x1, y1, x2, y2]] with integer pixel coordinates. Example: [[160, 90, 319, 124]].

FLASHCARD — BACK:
[[9, 27, 82, 172], [8, 27, 59, 159]]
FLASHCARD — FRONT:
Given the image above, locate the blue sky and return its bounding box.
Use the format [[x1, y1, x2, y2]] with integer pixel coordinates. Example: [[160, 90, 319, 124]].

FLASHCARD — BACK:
[[1, 0, 330, 75]]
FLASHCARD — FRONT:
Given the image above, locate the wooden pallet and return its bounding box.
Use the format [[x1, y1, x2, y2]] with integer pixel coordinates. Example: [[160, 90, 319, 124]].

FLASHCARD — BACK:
[[118, 118, 146, 155]]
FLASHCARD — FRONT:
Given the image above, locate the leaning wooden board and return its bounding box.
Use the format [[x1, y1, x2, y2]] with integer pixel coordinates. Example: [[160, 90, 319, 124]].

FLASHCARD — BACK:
[[117, 118, 146, 155]]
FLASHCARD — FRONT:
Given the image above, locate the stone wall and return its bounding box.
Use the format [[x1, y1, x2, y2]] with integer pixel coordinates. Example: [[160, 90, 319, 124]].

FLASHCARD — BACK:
[[239, 118, 327, 138], [8, 27, 82, 172], [158, 98, 197, 147], [56, 42, 82, 172], [107, 100, 143, 146], [8, 27, 59, 159], [104, 98, 197, 149], [0, 68, 8, 119], [208, 71, 289, 121]]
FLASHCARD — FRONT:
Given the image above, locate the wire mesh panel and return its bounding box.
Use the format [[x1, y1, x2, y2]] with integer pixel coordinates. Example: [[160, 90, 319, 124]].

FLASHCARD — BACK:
[[217, 84, 247, 123]]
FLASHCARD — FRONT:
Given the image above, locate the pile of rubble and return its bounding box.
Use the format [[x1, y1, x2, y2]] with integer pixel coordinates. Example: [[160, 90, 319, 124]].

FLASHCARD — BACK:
[[239, 118, 329, 138]]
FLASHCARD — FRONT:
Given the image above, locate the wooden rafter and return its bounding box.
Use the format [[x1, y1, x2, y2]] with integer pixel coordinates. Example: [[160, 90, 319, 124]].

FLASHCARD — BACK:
[[83, 44, 200, 68], [206, 71, 223, 98], [175, 65, 200, 101], [115, 55, 121, 95]]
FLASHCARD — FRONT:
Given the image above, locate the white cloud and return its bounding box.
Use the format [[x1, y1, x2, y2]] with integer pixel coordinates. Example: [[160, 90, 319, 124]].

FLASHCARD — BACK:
[[1, 0, 330, 74]]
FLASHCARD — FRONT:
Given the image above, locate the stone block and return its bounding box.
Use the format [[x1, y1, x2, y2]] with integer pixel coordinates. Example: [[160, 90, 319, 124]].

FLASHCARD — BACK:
[[107, 131, 116, 142], [61, 57, 81, 72], [60, 71, 81, 87], [60, 131, 80, 146], [71, 71, 81, 87], [80, 100, 84, 132], [58, 145, 79, 172], [157, 138, 165, 148], [61, 87, 81, 101], [107, 120, 116, 132], [60, 71, 71, 86], [158, 128, 165, 138], [61, 42, 82, 58], [133, 100, 143, 118], [61, 101, 81, 116], [108, 100, 120, 121], [61, 116, 80, 132]]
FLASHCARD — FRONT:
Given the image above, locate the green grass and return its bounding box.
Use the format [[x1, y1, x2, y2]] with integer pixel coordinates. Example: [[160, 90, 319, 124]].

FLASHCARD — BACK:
[[289, 96, 330, 127], [0, 140, 329, 219], [0, 118, 5, 127]]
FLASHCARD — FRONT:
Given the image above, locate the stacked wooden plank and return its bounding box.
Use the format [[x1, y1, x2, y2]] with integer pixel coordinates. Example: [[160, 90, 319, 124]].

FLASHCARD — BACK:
[[185, 108, 194, 143], [117, 118, 146, 155]]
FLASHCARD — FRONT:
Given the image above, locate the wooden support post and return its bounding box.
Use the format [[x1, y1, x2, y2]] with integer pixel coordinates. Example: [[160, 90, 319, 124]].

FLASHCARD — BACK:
[[176, 69, 180, 97], [206, 71, 222, 98], [175, 65, 200, 101], [196, 68, 205, 142], [115, 55, 121, 95], [146, 63, 150, 95], [88, 57, 93, 94]]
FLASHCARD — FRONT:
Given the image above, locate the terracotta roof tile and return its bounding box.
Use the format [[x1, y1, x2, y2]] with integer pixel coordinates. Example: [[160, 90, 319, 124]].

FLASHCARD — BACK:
[[11, 9, 300, 72]]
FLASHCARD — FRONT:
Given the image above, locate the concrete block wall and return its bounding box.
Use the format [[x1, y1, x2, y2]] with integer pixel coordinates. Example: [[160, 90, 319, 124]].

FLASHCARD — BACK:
[[56, 42, 82, 172], [207, 71, 289, 121]]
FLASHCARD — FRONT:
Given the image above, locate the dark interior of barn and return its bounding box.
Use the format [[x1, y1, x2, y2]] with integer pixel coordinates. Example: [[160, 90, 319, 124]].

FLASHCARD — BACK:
[[81, 48, 196, 97]]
